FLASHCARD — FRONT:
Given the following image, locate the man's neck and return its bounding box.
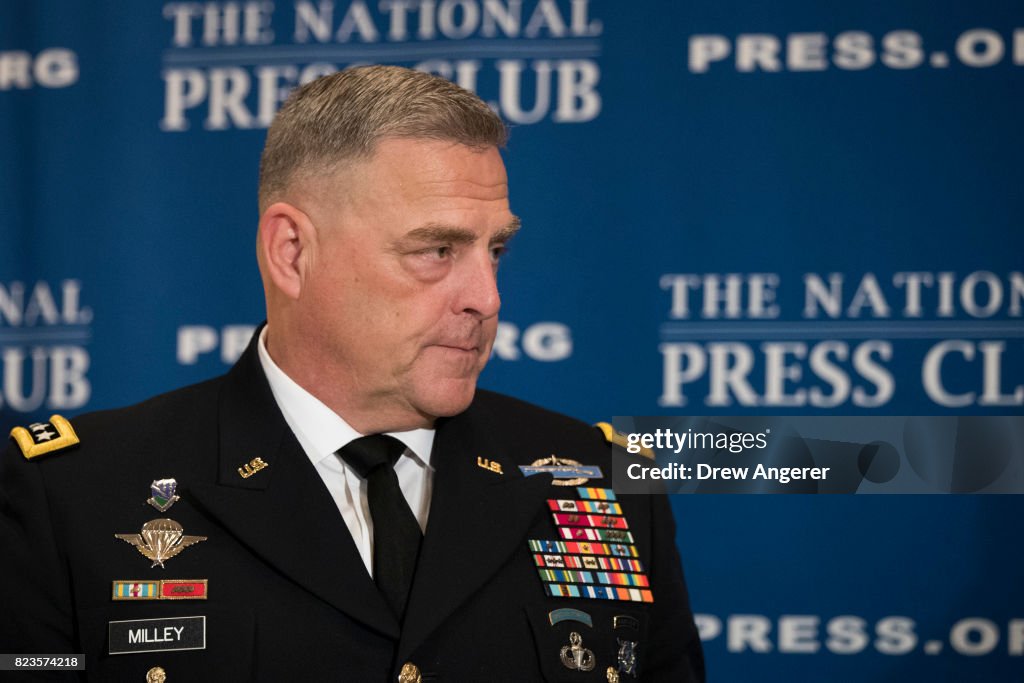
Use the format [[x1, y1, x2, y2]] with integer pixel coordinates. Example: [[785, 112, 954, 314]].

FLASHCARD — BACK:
[[261, 326, 434, 434]]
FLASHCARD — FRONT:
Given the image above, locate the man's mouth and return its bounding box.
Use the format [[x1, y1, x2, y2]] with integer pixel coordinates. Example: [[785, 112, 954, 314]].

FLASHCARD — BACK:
[[435, 343, 478, 353]]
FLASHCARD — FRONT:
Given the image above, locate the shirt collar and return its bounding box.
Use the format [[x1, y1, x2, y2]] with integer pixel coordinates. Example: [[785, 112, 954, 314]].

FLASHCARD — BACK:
[[256, 326, 435, 468]]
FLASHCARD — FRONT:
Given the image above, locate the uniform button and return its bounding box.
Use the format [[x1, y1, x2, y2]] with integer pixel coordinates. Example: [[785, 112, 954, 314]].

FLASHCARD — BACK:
[[398, 662, 421, 683], [146, 666, 167, 682]]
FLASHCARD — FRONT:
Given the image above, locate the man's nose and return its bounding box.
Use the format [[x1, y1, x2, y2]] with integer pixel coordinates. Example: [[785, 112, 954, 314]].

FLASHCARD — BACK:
[[456, 250, 501, 319]]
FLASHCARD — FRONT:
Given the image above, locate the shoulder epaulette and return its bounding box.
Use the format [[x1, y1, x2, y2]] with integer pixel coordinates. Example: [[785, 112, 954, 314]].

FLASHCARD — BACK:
[[9, 415, 80, 460], [594, 422, 655, 460]]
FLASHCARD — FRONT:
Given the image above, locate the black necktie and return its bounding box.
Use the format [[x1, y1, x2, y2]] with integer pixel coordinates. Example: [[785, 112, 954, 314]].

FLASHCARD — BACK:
[[337, 434, 423, 621]]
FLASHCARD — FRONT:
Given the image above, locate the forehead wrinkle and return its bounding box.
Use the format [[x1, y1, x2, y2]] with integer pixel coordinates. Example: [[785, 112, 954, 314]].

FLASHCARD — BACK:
[[414, 177, 509, 195], [418, 176, 507, 185], [413, 189, 510, 203]]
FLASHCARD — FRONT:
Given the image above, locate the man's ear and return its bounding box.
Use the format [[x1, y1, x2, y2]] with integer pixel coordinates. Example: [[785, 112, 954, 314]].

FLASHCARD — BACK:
[[258, 202, 315, 300]]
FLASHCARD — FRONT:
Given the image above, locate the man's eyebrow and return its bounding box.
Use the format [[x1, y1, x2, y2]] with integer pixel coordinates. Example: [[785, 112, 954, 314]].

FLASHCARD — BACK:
[[400, 216, 522, 245], [493, 216, 522, 243]]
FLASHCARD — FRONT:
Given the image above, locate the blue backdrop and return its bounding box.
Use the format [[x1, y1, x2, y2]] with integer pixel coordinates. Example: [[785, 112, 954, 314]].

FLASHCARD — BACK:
[[2, 1, 1022, 679]]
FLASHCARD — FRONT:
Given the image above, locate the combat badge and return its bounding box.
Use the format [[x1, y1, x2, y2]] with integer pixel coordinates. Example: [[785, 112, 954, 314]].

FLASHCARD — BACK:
[[520, 456, 602, 487], [147, 479, 180, 512], [9, 415, 79, 460], [115, 519, 207, 568]]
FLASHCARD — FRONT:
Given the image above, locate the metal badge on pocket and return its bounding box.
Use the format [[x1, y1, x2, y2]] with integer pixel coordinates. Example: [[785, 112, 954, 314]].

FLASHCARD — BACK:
[[559, 631, 596, 672]]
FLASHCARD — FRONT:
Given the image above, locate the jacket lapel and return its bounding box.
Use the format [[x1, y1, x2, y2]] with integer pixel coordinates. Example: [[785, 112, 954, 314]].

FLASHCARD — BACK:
[[397, 399, 554, 661], [188, 332, 399, 639]]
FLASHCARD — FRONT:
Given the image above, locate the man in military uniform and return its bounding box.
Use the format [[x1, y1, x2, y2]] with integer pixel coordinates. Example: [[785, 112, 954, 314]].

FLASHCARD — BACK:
[[1, 65, 704, 681]]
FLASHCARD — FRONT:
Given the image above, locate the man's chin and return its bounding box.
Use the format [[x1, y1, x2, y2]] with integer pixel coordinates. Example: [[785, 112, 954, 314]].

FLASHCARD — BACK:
[[413, 378, 479, 420]]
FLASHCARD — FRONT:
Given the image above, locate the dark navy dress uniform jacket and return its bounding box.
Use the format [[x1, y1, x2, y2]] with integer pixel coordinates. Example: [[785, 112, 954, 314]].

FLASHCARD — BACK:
[[0, 334, 705, 682]]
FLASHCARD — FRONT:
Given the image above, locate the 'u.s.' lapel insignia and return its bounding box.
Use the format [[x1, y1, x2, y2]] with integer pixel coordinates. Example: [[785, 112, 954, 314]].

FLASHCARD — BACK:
[[477, 457, 503, 474], [238, 457, 269, 479], [147, 479, 180, 512], [115, 519, 207, 568], [9, 415, 80, 460]]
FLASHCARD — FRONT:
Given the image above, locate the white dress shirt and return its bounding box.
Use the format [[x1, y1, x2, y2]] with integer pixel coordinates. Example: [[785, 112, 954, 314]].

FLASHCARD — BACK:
[[257, 327, 435, 577]]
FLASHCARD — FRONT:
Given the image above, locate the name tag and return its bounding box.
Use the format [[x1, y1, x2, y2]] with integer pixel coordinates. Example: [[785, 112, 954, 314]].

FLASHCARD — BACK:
[[108, 616, 206, 655]]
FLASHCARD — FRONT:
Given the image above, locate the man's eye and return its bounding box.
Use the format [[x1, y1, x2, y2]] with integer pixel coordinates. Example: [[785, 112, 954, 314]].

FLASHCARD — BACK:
[[423, 246, 451, 259], [490, 245, 508, 263]]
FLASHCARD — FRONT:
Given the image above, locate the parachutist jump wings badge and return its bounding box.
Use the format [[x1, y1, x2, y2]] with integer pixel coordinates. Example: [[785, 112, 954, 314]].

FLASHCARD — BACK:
[[115, 519, 207, 568]]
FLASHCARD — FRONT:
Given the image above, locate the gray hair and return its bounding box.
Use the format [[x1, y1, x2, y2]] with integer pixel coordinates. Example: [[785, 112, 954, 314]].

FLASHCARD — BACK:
[[258, 65, 508, 212]]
